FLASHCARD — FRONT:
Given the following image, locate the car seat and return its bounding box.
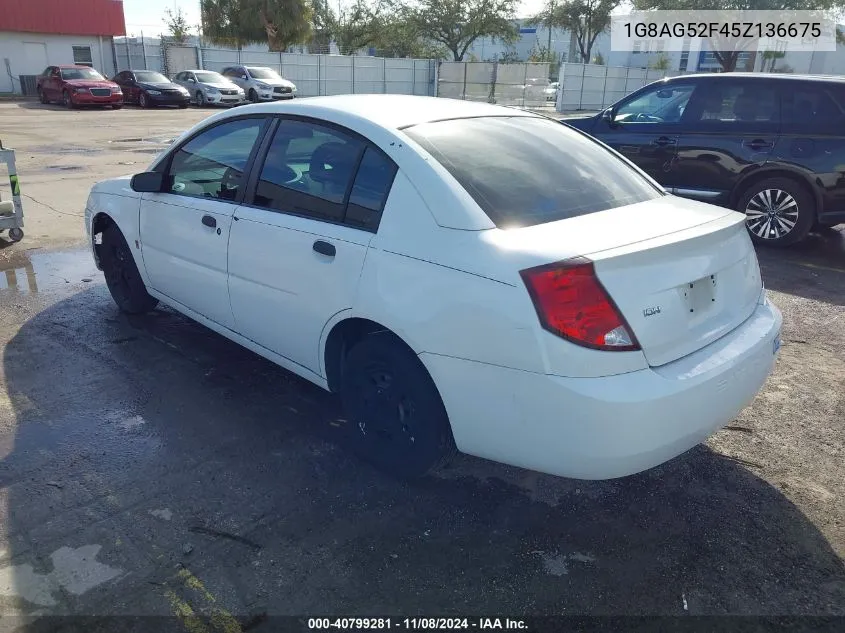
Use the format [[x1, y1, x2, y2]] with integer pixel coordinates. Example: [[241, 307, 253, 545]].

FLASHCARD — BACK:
[[307, 141, 359, 203]]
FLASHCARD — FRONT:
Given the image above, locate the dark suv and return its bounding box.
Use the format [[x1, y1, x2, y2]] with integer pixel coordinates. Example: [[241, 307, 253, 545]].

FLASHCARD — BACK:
[[565, 73, 845, 247]]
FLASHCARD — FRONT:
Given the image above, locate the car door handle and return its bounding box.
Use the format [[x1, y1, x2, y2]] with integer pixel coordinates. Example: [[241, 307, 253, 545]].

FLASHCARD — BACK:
[[201, 214, 216, 228], [652, 136, 677, 147], [313, 240, 336, 257], [744, 139, 773, 150]]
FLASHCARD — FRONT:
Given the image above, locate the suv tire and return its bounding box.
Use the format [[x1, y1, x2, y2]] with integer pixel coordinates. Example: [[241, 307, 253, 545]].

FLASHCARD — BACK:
[[738, 177, 815, 247]]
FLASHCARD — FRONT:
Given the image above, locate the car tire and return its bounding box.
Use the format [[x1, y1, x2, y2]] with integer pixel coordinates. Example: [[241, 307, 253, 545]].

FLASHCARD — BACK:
[[139, 92, 150, 108], [38, 89, 49, 104], [339, 333, 457, 479], [738, 177, 815, 247], [100, 225, 158, 314], [248, 88, 258, 103], [195, 91, 205, 107], [63, 90, 76, 109]]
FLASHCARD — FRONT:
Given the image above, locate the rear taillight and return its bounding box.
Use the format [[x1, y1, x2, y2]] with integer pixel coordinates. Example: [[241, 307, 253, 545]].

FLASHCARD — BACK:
[[520, 258, 640, 352]]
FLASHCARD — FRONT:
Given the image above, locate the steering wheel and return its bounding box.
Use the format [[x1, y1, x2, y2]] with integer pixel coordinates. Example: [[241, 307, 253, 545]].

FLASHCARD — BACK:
[[633, 112, 664, 123], [216, 166, 242, 200]]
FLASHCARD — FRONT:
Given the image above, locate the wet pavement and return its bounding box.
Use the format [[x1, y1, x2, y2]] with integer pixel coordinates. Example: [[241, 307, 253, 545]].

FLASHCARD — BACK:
[[0, 234, 843, 630]]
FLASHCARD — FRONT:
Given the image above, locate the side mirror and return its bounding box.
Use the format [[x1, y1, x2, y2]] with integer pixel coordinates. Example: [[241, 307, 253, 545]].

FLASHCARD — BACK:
[[130, 171, 165, 193], [188, 77, 196, 83], [602, 108, 617, 126]]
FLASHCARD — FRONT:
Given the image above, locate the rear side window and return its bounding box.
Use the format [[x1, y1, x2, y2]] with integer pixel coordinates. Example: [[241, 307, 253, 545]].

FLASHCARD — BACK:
[[345, 147, 398, 230], [781, 83, 845, 133], [686, 82, 779, 124], [402, 116, 662, 229]]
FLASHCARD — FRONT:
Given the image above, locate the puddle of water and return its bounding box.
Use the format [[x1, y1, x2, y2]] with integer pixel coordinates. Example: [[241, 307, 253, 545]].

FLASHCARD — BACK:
[[0, 249, 101, 295], [110, 136, 176, 145], [32, 146, 102, 156]]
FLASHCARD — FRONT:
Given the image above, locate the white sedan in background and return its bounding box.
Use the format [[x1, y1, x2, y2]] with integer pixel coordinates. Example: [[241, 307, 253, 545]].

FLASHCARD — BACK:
[[84, 95, 781, 480]]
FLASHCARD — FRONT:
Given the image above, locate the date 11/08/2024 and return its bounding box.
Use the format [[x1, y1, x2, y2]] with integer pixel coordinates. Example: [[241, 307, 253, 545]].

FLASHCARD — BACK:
[[308, 618, 528, 630]]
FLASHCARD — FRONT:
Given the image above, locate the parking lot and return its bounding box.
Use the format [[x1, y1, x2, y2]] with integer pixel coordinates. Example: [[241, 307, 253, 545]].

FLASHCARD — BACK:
[[0, 100, 843, 628]]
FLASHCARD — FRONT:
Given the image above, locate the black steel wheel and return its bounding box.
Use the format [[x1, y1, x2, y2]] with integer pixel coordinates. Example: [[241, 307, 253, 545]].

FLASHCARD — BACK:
[[100, 225, 158, 314], [739, 177, 814, 247], [339, 333, 457, 479]]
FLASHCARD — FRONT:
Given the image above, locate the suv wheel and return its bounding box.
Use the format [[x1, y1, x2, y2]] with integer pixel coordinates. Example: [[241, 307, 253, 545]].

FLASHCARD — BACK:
[[738, 177, 814, 247], [248, 88, 259, 103]]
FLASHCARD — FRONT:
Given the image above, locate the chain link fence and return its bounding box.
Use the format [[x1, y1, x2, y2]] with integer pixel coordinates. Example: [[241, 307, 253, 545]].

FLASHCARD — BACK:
[[436, 61, 551, 107], [555, 62, 690, 112]]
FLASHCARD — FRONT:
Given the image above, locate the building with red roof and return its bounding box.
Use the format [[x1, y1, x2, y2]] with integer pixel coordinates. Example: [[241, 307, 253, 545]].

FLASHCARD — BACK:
[[0, 0, 126, 93]]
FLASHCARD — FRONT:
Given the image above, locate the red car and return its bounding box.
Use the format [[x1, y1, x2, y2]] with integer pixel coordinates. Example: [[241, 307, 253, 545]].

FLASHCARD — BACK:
[[36, 65, 123, 109]]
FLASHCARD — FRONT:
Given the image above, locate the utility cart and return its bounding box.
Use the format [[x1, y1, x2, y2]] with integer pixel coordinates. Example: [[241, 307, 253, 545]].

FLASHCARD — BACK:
[[0, 139, 24, 243]]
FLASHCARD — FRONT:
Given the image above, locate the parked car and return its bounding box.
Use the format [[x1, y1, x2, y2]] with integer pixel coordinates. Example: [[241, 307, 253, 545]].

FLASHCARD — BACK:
[[564, 72, 845, 247], [172, 70, 245, 107], [84, 95, 781, 481], [111, 70, 191, 108], [544, 81, 560, 102], [221, 65, 297, 102], [36, 65, 123, 109]]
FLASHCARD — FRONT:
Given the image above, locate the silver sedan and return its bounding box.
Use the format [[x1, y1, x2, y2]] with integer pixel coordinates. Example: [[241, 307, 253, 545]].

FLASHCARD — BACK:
[[172, 70, 245, 107]]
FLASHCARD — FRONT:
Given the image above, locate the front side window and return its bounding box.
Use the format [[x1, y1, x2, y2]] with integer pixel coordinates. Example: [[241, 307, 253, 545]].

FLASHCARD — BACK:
[[61, 67, 105, 81], [252, 120, 365, 222], [166, 118, 265, 201], [613, 83, 696, 124], [403, 116, 663, 229]]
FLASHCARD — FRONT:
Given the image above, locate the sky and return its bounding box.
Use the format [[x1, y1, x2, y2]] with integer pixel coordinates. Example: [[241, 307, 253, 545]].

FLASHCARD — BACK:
[[122, 0, 551, 37]]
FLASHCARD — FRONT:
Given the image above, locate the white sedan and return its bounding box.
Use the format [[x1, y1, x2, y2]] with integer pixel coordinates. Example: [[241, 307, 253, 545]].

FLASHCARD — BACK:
[[84, 95, 782, 480]]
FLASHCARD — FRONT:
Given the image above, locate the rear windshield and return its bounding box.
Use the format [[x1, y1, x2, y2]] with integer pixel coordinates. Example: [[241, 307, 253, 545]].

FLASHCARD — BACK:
[[402, 116, 663, 228]]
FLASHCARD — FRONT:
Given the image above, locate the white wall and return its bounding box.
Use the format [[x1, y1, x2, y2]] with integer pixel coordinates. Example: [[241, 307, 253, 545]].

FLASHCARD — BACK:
[[0, 32, 116, 94]]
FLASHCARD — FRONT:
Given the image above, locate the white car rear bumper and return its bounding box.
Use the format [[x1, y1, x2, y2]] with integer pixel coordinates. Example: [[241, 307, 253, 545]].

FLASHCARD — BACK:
[[421, 296, 782, 480]]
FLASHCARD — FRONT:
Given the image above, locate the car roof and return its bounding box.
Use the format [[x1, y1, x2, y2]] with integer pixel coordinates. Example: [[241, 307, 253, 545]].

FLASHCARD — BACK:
[[57, 65, 95, 69], [664, 72, 845, 84], [231, 94, 538, 130]]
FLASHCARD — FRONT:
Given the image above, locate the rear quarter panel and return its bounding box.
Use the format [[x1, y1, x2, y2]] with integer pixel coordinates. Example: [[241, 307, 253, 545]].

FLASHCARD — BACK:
[[352, 172, 545, 374]]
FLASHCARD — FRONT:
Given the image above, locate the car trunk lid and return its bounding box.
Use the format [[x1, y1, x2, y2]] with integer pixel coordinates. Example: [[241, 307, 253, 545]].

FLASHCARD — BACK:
[[485, 196, 762, 368]]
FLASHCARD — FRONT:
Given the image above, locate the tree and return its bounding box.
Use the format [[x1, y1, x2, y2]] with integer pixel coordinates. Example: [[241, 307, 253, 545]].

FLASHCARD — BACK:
[[632, 0, 841, 72], [164, 7, 192, 44], [406, 0, 519, 61], [530, 0, 620, 64], [200, 0, 312, 51], [591, 51, 605, 64], [529, 44, 562, 78], [650, 51, 670, 70]]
